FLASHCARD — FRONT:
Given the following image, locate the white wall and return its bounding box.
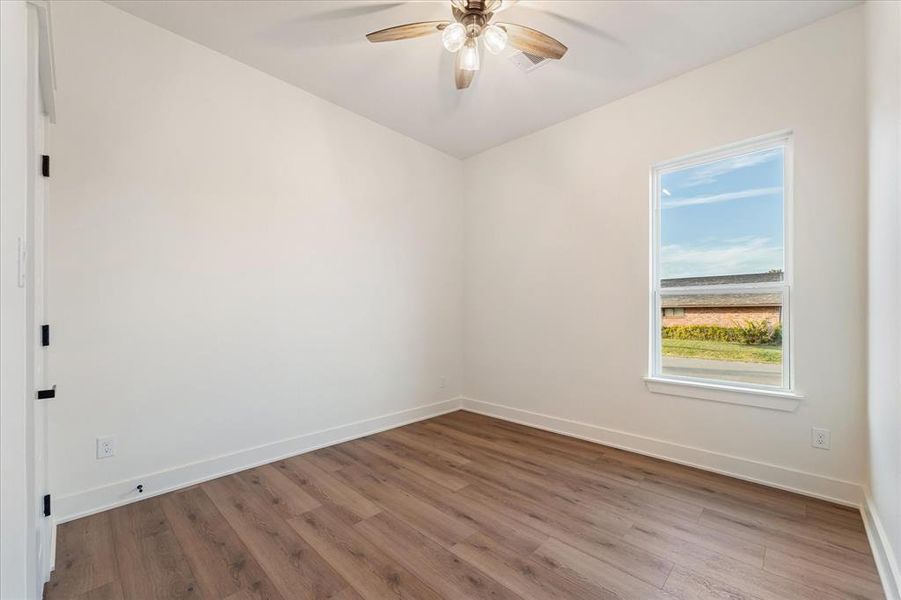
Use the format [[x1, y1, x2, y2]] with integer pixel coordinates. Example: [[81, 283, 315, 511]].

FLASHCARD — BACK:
[[1, 3, 35, 597], [47, 0, 464, 520], [45, 0, 882, 527], [865, 0, 901, 593], [463, 7, 868, 503]]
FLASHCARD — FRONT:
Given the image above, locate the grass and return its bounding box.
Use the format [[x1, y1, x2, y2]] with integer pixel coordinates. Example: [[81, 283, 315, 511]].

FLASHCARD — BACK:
[[662, 339, 782, 364]]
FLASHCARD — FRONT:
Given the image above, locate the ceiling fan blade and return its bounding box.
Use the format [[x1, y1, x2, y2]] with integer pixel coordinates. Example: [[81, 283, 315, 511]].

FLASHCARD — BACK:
[[454, 52, 475, 89], [366, 21, 450, 43], [497, 23, 567, 59]]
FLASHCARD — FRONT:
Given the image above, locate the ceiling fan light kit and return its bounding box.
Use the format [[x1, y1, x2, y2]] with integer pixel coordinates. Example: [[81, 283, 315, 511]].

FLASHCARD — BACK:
[[482, 24, 508, 55], [460, 38, 481, 71], [442, 22, 467, 52], [365, 0, 567, 89]]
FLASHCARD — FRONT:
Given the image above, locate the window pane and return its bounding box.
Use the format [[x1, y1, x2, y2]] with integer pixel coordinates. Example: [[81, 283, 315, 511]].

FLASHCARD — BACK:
[[659, 147, 784, 281], [660, 291, 783, 387]]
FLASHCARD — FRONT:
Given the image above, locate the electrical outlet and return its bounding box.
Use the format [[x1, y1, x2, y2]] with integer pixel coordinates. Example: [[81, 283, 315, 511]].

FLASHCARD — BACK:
[[96, 436, 116, 459], [811, 427, 831, 450], [439, 376, 447, 389]]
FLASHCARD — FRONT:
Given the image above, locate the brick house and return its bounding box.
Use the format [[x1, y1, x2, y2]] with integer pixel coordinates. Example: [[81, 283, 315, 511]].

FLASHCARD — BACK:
[[661, 272, 782, 328]]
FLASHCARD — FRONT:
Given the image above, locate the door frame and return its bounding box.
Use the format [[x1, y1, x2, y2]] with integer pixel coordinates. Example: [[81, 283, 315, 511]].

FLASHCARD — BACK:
[[0, 2, 56, 598], [28, 1, 55, 589]]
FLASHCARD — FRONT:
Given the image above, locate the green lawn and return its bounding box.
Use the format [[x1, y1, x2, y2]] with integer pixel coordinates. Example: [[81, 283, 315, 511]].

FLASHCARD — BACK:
[[662, 339, 782, 364]]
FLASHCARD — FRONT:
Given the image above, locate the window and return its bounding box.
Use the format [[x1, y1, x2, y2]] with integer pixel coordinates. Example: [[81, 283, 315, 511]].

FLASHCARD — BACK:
[[650, 133, 792, 393]]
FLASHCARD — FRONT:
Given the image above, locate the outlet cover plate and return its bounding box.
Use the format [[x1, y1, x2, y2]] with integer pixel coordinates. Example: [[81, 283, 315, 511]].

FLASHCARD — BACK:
[[96, 436, 116, 459], [811, 427, 831, 450]]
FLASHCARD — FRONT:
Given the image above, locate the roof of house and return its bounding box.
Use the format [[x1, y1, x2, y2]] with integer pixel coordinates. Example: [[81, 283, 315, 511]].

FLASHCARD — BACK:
[[660, 272, 783, 288], [660, 272, 782, 308], [661, 293, 781, 308]]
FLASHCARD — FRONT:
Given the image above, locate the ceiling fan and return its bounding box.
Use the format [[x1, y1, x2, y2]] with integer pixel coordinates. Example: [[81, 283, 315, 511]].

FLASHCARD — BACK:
[[365, 0, 567, 90]]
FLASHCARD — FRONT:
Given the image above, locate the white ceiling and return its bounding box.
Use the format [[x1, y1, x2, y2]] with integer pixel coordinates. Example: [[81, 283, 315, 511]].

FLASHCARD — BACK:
[[104, 0, 858, 158]]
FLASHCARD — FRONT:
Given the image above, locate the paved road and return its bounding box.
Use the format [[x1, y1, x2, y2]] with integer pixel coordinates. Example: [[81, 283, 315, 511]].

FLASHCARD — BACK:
[[662, 356, 782, 386]]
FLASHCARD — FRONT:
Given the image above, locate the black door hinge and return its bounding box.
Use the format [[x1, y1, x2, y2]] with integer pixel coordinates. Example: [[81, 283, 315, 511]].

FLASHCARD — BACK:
[[41, 324, 50, 347], [43, 494, 51, 517], [41, 155, 50, 177], [36, 386, 56, 400]]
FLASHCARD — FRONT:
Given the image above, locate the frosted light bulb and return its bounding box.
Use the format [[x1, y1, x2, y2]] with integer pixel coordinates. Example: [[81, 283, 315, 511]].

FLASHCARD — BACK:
[[482, 24, 507, 55], [442, 23, 467, 52], [459, 38, 480, 71]]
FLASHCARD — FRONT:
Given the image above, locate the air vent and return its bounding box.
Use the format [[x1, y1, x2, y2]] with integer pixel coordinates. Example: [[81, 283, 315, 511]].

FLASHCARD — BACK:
[[507, 50, 550, 72]]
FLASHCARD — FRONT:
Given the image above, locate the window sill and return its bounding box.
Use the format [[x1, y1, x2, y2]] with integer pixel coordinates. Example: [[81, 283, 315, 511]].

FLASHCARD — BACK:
[[643, 376, 802, 412]]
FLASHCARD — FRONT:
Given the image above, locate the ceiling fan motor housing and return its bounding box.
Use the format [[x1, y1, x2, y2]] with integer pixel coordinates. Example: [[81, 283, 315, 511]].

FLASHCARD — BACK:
[[460, 0, 505, 12], [461, 13, 487, 38]]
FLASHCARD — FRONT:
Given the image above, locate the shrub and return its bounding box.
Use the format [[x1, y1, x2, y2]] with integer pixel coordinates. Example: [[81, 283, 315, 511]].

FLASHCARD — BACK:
[[661, 325, 743, 342], [737, 319, 777, 345], [662, 320, 780, 345], [772, 324, 783, 345]]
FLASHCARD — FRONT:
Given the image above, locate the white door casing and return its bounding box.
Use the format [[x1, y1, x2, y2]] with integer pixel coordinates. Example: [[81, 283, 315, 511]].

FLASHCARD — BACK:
[[29, 0, 55, 592]]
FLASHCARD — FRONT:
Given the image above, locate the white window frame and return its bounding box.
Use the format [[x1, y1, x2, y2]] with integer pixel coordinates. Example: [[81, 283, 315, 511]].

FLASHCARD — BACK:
[[645, 131, 801, 410]]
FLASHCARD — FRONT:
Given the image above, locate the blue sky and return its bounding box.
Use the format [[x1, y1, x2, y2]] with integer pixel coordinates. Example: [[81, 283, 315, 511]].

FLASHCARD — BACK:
[[659, 147, 784, 279]]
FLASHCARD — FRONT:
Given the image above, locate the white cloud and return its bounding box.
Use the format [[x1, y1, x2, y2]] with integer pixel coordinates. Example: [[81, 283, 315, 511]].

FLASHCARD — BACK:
[[661, 237, 782, 278], [681, 148, 782, 187], [662, 186, 782, 209]]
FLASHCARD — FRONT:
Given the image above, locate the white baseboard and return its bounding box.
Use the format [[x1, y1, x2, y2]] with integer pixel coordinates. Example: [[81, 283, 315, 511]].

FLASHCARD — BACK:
[[460, 397, 864, 507], [48, 520, 56, 573], [53, 398, 463, 523], [861, 490, 901, 600]]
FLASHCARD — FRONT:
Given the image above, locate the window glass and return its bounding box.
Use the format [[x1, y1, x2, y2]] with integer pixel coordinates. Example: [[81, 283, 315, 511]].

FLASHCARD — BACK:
[[659, 147, 784, 280], [653, 140, 789, 390], [659, 291, 783, 387]]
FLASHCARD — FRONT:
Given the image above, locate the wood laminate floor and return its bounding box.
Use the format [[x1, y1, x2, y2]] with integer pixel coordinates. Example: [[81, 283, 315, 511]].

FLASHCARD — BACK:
[[45, 411, 884, 600]]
